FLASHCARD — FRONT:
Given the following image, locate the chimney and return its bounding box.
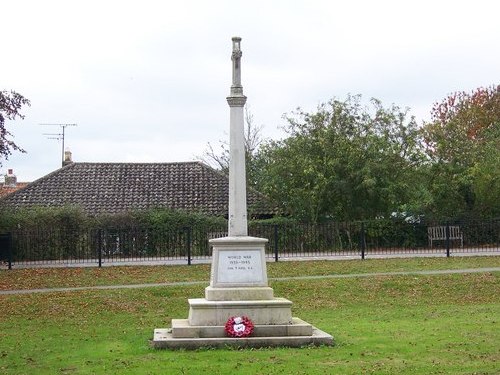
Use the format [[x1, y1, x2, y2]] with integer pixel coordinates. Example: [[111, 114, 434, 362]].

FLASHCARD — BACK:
[[4, 169, 17, 187], [63, 148, 73, 166]]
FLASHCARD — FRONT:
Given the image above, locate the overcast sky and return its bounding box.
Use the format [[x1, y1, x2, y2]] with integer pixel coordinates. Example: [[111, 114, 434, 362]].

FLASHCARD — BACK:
[[2, 0, 499, 182]]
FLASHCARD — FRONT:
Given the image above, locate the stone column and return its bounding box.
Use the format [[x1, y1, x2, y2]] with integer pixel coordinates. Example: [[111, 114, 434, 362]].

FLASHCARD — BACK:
[[227, 37, 248, 237], [204, 37, 273, 301]]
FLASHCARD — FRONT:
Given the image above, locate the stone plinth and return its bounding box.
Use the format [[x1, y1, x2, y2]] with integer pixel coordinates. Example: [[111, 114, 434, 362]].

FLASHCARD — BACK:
[[208, 236, 269, 290], [188, 297, 293, 326]]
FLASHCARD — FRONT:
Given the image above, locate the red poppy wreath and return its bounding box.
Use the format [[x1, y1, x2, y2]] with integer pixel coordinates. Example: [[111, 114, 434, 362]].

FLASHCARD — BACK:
[[224, 316, 254, 337]]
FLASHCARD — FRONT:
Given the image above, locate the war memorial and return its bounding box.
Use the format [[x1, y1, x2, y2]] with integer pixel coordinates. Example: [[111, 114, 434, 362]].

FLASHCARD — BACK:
[[151, 37, 334, 349]]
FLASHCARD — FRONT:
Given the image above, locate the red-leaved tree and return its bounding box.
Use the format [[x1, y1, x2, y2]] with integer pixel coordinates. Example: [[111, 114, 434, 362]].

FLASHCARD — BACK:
[[421, 85, 499, 219], [0, 90, 31, 166]]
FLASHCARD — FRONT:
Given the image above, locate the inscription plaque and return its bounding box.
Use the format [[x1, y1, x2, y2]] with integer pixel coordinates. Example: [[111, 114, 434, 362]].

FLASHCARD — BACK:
[[217, 249, 263, 284]]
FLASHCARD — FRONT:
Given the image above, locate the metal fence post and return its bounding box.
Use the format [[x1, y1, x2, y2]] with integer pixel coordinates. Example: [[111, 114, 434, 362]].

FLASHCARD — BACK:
[[7, 232, 13, 270], [273, 224, 279, 262], [1, 232, 14, 270], [445, 222, 451, 258], [186, 226, 192, 265], [360, 222, 366, 260], [98, 229, 103, 268]]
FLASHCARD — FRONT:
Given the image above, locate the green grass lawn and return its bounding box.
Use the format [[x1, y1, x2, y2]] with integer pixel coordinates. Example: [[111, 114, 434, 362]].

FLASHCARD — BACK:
[[2, 256, 499, 290], [0, 257, 498, 374]]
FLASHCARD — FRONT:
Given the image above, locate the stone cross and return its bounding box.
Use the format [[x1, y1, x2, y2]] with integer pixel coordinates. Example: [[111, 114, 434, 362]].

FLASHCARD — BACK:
[[231, 37, 243, 96], [227, 37, 248, 237]]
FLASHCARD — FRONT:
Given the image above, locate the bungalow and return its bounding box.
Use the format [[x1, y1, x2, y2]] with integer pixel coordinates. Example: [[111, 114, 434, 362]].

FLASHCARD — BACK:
[[0, 161, 276, 218]]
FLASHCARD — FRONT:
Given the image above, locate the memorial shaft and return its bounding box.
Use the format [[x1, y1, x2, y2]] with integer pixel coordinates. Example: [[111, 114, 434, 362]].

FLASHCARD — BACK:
[[227, 37, 248, 237]]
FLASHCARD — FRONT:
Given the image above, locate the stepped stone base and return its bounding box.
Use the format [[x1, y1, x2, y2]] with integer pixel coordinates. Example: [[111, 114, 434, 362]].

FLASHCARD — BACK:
[[151, 236, 334, 349], [151, 296, 334, 349], [151, 274, 335, 349], [151, 318, 333, 349], [173, 317, 313, 338]]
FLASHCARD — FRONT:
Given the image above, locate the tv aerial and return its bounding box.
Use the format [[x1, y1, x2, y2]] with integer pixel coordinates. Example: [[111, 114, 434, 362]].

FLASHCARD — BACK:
[[40, 123, 77, 167]]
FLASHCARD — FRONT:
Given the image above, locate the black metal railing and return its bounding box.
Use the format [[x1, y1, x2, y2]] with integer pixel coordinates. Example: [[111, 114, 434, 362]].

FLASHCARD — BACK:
[[1, 218, 498, 268]]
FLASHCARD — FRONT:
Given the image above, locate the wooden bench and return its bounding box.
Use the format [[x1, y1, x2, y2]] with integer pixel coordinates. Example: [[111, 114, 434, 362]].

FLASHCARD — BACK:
[[427, 226, 463, 248]]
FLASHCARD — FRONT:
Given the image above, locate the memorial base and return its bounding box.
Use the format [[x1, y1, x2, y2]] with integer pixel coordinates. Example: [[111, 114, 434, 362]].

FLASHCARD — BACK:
[[151, 320, 333, 349], [151, 295, 334, 349], [151, 236, 334, 349]]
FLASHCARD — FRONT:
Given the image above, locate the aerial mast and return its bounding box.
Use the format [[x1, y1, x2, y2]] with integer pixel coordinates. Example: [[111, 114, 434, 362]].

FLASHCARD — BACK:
[[40, 123, 77, 167]]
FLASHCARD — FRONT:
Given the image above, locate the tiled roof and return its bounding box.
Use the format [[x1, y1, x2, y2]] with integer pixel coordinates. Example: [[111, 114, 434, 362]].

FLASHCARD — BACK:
[[0, 182, 29, 198], [0, 162, 276, 217]]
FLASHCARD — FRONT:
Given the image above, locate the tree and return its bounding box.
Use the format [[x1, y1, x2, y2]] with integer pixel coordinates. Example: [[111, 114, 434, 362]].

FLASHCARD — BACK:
[[422, 85, 499, 165], [420, 85, 500, 219], [0, 90, 31, 165], [199, 106, 264, 188], [255, 95, 425, 222], [470, 124, 500, 217]]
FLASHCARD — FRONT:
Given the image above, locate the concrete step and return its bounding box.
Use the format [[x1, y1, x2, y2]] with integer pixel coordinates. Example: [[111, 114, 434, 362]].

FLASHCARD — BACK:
[[152, 324, 334, 349], [171, 317, 313, 338]]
